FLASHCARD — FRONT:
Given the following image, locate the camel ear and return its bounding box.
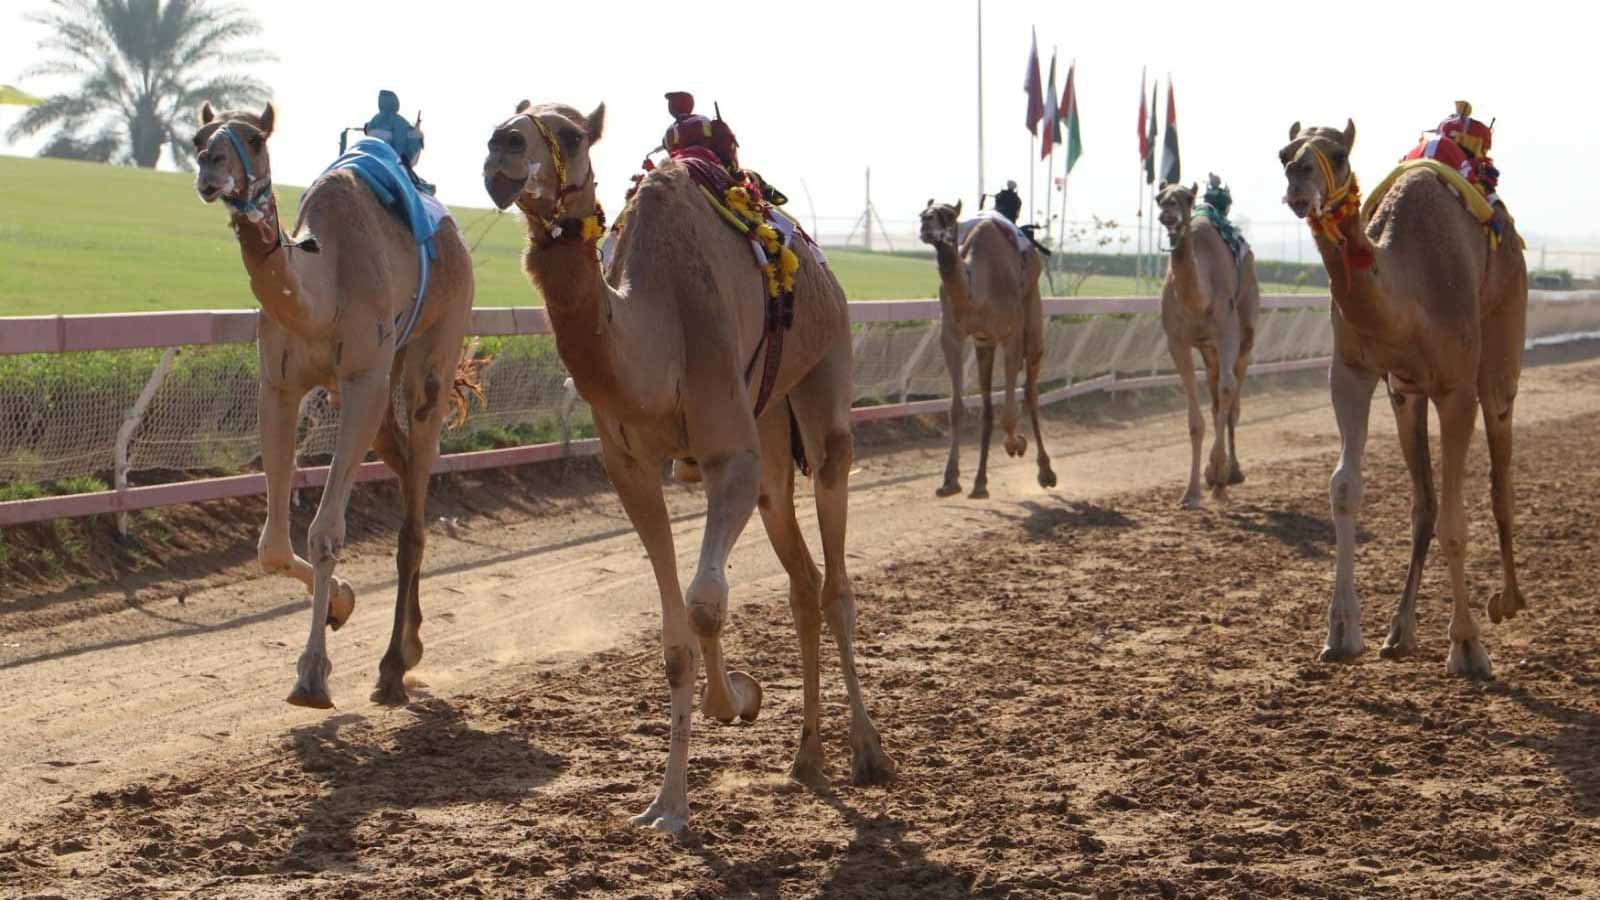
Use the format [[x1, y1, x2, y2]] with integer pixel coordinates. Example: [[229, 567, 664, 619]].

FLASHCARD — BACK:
[[259, 103, 275, 137], [516, 99, 531, 114], [925, 198, 935, 210], [1288, 121, 1301, 141], [953, 199, 963, 217], [1189, 182, 1198, 196], [199, 102, 215, 125], [1342, 118, 1357, 150], [585, 102, 606, 144]]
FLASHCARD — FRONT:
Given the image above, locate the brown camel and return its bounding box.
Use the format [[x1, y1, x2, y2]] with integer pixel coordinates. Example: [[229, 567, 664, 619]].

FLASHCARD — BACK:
[[1156, 180, 1260, 507], [916, 201, 1056, 498], [1279, 119, 1527, 676], [193, 102, 476, 707], [482, 100, 893, 832]]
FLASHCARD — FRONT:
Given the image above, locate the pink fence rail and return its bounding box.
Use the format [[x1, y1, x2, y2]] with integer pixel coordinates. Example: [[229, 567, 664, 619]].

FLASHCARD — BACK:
[[3, 290, 1595, 527]]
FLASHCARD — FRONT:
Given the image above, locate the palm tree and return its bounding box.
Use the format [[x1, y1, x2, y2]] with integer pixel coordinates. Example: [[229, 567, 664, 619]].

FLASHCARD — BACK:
[[7, 0, 273, 169]]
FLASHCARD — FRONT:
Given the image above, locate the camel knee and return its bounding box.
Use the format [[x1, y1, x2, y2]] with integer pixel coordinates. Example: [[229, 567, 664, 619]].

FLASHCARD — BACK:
[[816, 428, 853, 490], [1329, 466, 1363, 517], [686, 571, 729, 640], [663, 642, 699, 691]]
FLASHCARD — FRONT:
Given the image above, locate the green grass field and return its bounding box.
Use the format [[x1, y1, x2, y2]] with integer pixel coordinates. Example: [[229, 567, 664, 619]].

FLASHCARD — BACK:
[[0, 155, 1296, 317]]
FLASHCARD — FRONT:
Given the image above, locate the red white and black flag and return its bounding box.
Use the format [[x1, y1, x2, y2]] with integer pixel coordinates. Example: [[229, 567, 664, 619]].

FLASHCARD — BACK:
[[1041, 51, 1060, 159], [1160, 78, 1181, 185]]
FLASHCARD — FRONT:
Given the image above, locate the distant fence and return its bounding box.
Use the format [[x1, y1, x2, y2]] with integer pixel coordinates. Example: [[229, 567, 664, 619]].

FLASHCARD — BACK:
[[3, 290, 1598, 528]]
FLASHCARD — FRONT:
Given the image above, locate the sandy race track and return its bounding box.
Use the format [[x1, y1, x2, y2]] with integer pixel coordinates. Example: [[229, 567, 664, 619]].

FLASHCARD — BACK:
[[3, 357, 1599, 898]]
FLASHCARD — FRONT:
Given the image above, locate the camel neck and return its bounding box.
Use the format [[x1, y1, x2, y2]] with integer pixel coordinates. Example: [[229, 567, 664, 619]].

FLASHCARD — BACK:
[[523, 236, 628, 403], [933, 241, 977, 322], [1315, 214, 1396, 335], [232, 198, 324, 335], [1166, 228, 1208, 313]]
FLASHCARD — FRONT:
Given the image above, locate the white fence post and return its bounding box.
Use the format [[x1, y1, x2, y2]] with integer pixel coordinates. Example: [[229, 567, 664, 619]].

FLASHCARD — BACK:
[[114, 346, 179, 537], [559, 377, 579, 455]]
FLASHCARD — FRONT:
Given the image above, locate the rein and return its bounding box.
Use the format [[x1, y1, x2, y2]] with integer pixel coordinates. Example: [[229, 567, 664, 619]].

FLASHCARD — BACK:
[[515, 113, 603, 246], [1298, 143, 1370, 286], [210, 124, 315, 257]]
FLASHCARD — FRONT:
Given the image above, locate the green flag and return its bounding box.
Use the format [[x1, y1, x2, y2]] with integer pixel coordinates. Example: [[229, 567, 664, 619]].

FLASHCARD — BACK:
[[1062, 62, 1082, 174], [0, 85, 43, 107]]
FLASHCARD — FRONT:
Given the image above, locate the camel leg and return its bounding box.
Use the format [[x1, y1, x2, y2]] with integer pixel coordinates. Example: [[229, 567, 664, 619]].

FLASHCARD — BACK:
[[1023, 350, 1056, 488], [256, 356, 355, 628], [1201, 345, 1228, 494], [1481, 312, 1525, 623], [936, 324, 965, 498], [791, 355, 895, 786], [1171, 344, 1205, 509], [1000, 336, 1027, 459], [687, 444, 764, 726], [1322, 358, 1378, 663], [1379, 384, 1434, 660], [1437, 388, 1491, 677], [287, 367, 391, 708], [369, 351, 452, 706], [970, 343, 996, 500], [1208, 336, 1241, 500], [754, 404, 827, 785], [1227, 326, 1254, 485], [602, 437, 699, 833]]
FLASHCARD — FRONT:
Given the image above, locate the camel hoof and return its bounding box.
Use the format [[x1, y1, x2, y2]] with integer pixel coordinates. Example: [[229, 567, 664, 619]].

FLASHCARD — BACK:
[[935, 481, 963, 498], [789, 754, 829, 789], [326, 581, 356, 631], [287, 651, 334, 708], [1037, 467, 1058, 489], [1487, 588, 1527, 624], [1004, 435, 1028, 458], [728, 670, 763, 723], [1228, 466, 1246, 486], [1378, 640, 1415, 660], [850, 729, 896, 787], [1320, 622, 1365, 663], [630, 795, 689, 834], [1179, 492, 1202, 510], [968, 485, 990, 500], [1446, 638, 1493, 678], [370, 679, 410, 708]]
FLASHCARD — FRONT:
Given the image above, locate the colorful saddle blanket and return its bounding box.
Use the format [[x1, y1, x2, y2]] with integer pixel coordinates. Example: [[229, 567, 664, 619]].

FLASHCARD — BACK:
[[957, 211, 1032, 257], [1191, 203, 1248, 264], [317, 138, 451, 346]]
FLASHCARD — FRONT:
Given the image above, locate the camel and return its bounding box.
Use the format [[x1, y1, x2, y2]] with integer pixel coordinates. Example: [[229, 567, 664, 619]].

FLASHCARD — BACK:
[[1156, 180, 1260, 507], [482, 100, 893, 832], [916, 201, 1056, 499], [192, 102, 476, 708], [1278, 119, 1527, 676]]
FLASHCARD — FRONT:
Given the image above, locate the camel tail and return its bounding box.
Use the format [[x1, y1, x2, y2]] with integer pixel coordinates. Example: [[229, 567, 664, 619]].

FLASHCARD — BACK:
[[447, 339, 492, 430]]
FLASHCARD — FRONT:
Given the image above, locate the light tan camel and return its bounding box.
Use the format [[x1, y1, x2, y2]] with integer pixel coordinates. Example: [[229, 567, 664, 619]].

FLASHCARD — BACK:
[[1157, 181, 1260, 507], [1279, 119, 1527, 676], [482, 100, 893, 832], [193, 102, 476, 707], [916, 202, 1056, 498]]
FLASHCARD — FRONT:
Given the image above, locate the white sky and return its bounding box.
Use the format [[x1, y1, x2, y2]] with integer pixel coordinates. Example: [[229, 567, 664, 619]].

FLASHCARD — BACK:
[[3, 0, 1595, 258]]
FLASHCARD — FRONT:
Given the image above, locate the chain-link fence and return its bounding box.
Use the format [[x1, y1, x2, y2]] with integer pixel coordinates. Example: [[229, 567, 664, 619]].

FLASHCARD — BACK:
[[3, 291, 1598, 526]]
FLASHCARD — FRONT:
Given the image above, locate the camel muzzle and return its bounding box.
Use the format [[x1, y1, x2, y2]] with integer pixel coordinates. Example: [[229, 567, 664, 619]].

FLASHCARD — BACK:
[[485, 172, 523, 210]]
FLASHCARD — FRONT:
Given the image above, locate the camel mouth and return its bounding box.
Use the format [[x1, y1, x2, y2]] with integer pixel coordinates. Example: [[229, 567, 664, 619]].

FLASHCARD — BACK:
[[1286, 198, 1312, 219], [485, 173, 524, 210], [197, 185, 222, 203]]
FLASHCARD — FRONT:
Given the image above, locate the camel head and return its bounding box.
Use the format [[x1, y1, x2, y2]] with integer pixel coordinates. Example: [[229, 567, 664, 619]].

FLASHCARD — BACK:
[[1156, 181, 1198, 245], [1279, 119, 1356, 219], [483, 100, 606, 220], [918, 199, 962, 247], [192, 101, 276, 221]]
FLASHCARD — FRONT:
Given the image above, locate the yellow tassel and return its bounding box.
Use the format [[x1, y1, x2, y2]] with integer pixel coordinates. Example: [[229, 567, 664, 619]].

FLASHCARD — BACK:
[[580, 216, 605, 243]]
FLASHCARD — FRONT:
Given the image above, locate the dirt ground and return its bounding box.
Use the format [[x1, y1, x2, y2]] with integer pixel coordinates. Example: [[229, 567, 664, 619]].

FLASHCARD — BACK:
[[3, 357, 1599, 899]]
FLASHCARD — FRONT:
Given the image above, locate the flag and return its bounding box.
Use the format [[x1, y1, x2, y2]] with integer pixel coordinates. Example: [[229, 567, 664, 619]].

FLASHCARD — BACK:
[[1160, 78, 1180, 185], [1024, 28, 1044, 136], [1062, 61, 1082, 173], [0, 84, 43, 107], [1137, 68, 1149, 162], [1041, 51, 1060, 160], [1145, 79, 1158, 184]]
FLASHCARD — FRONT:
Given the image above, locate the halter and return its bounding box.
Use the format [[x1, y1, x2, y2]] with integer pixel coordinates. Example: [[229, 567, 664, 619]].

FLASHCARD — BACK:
[[210, 123, 290, 254], [1302, 143, 1361, 249], [513, 113, 604, 245]]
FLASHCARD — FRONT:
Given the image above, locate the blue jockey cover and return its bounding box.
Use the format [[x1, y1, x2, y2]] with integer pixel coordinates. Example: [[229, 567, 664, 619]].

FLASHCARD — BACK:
[[314, 137, 448, 347], [364, 90, 424, 167]]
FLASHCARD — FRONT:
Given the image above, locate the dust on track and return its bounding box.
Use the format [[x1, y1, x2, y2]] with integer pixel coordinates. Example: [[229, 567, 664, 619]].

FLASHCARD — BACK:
[[4, 364, 1600, 899]]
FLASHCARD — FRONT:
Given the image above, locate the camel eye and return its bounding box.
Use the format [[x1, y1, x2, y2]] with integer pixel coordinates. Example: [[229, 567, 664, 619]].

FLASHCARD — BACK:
[[248, 134, 263, 152]]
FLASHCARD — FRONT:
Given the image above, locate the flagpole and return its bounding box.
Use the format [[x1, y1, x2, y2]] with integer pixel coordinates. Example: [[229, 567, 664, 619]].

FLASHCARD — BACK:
[[1029, 135, 1035, 224], [976, 0, 985, 204]]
